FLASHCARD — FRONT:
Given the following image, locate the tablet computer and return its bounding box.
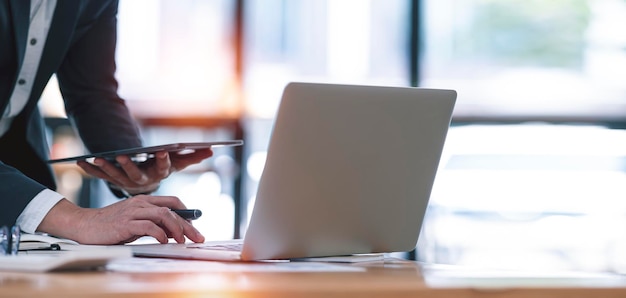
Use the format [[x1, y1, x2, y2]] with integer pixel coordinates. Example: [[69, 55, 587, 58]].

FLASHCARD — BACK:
[[47, 140, 243, 164]]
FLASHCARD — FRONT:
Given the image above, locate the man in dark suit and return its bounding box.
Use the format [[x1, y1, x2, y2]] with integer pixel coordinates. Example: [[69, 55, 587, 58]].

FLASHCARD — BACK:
[[0, 0, 210, 244]]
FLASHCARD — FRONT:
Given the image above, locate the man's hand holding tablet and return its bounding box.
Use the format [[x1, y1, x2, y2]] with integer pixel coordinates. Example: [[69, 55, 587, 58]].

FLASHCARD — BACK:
[[49, 141, 243, 197]]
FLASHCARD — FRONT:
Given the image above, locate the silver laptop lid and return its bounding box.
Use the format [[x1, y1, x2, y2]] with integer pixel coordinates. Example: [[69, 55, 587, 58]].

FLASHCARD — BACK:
[[242, 82, 456, 260]]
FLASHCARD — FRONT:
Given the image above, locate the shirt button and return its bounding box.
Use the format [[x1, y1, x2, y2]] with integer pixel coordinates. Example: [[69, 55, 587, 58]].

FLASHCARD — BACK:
[[30, 38, 37, 45], [18, 79, 26, 85]]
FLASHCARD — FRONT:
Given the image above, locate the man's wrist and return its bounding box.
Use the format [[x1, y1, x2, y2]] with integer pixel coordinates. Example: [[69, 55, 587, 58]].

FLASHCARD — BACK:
[[37, 199, 85, 241], [16, 189, 65, 234]]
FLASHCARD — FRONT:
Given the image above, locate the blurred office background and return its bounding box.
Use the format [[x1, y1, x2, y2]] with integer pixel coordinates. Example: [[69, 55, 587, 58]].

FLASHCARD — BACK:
[[40, 0, 626, 273]]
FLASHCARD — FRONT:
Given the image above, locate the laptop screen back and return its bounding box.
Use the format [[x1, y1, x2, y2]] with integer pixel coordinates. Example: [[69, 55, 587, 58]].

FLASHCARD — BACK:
[[241, 82, 456, 260]]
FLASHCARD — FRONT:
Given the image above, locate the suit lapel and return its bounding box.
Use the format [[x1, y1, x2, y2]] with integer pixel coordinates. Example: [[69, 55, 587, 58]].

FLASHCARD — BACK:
[[27, 0, 79, 109], [8, 0, 29, 75], [8, 0, 81, 81], [40, 0, 80, 72], [9, 0, 81, 121]]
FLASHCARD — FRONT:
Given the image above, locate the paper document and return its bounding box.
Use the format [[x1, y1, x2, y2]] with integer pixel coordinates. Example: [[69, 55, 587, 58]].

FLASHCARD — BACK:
[[0, 248, 132, 272]]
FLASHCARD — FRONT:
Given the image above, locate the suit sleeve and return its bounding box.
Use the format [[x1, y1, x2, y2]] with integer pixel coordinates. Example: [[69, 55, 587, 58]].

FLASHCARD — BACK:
[[56, 0, 142, 198], [56, 0, 142, 154], [0, 162, 47, 227]]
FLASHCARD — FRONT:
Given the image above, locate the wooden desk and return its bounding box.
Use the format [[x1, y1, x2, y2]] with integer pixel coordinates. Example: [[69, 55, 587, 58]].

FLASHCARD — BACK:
[[1, 258, 626, 298]]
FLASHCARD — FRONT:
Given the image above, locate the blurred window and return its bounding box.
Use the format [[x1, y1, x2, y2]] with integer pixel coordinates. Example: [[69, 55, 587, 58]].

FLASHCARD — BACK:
[[243, 0, 410, 118], [422, 0, 626, 121]]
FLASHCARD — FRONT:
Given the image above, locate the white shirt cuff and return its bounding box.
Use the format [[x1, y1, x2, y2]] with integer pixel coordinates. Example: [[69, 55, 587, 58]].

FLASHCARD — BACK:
[[16, 189, 65, 234]]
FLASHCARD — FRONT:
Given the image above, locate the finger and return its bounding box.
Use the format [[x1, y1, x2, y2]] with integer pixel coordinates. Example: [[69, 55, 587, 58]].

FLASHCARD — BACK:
[[131, 206, 186, 243], [116, 155, 149, 185], [127, 219, 169, 244], [153, 151, 172, 177], [167, 207, 205, 243], [140, 195, 188, 210], [181, 220, 205, 243], [77, 160, 111, 180], [164, 215, 202, 244], [93, 157, 133, 185], [170, 149, 213, 171], [113, 196, 190, 243]]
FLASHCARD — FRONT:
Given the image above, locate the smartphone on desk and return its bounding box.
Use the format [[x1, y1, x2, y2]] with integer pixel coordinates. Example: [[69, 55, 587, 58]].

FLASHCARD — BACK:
[[47, 141, 244, 165]]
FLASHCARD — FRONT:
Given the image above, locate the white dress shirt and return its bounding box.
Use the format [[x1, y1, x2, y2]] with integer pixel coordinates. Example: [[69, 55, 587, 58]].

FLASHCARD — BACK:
[[0, 0, 64, 234]]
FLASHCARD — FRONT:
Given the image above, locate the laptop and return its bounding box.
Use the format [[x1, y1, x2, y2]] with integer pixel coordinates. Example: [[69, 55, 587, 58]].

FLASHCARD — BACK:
[[130, 82, 456, 261]]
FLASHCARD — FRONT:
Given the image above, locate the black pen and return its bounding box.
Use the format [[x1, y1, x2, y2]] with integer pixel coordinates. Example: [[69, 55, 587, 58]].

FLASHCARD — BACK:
[[171, 209, 202, 220]]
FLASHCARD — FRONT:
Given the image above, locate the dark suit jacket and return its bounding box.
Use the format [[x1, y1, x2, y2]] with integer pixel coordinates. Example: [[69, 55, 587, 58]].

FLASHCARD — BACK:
[[0, 0, 142, 227]]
